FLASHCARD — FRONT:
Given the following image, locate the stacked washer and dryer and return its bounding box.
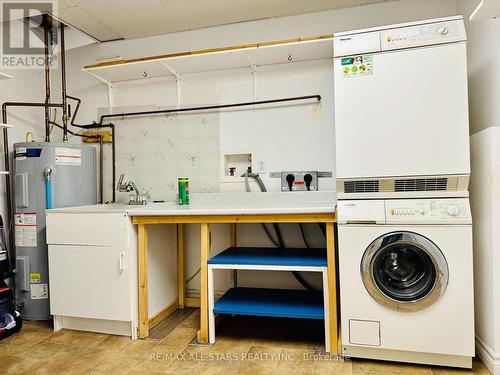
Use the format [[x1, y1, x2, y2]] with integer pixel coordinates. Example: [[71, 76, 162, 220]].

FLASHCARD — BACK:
[[333, 16, 474, 368]]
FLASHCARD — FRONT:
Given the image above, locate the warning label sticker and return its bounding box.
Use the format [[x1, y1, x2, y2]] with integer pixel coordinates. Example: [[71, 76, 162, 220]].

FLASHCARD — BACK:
[[15, 147, 27, 160], [15, 212, 37, 247], [55, 147, 81, 166], [30, 272, 41, 284], [341, 54, 374, 78], [30, 283, 48, 300]]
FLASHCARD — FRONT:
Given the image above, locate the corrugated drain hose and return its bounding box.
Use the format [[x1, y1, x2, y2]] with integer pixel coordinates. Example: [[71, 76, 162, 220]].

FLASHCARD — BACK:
[[242, 171, 317, 291]]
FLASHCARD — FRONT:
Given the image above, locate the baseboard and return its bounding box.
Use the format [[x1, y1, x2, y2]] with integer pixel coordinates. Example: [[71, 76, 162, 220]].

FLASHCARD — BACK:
[[343, 345, 472, 369], [476, 335, 500, 374], [53, 315, 134, 338], [148, 299, 179, 329], [185, 297, 200, 308]]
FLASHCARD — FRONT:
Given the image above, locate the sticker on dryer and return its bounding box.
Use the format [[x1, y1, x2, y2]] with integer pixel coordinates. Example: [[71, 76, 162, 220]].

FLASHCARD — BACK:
[[15, 212, 37, 247], [341, 54, 373, 77], [30, 283, 48, 299], [55, 147, 81, 166]]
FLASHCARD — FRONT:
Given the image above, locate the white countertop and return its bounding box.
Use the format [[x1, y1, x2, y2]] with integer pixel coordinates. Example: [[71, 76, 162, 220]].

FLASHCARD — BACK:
[[47, 192, 336, 216]]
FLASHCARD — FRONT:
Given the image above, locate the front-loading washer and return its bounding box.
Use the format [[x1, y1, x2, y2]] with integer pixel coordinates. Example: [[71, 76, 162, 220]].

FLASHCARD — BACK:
[[337, 198, 474, 368]]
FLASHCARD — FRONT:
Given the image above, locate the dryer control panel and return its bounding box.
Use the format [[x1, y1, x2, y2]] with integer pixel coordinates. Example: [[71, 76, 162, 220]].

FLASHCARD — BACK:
[[385, 198, 471, 224]]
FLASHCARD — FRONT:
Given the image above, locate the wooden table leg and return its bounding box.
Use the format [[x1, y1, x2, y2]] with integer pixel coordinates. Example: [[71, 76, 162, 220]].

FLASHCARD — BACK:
[[229, 223, 236, 246], [178, 224, 185, 309], [198, 223, 210, 344], [326, 222, 338, 354], [138, 224, 149, 339]]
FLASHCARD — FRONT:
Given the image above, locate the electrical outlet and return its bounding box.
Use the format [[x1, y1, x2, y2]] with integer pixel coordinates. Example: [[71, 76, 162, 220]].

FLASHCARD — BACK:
[[281, 171, 318, 191], [256, 159, 266, 174]]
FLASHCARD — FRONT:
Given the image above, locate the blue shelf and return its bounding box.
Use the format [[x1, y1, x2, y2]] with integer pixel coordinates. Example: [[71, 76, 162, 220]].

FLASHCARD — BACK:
[[208, 247, 327, 267], [214, 287, 324, 320]]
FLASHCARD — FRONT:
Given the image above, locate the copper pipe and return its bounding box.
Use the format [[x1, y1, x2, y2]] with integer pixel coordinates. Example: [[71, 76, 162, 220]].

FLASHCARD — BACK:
[[2, 102, 63, 108], [2, 109, 12, 273], [60, 22, 68, 143], [43, 15, 51, 142]]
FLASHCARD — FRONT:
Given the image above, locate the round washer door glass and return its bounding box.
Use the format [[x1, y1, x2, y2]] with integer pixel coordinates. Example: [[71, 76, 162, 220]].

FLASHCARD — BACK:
[[361, 231, 448, 312]]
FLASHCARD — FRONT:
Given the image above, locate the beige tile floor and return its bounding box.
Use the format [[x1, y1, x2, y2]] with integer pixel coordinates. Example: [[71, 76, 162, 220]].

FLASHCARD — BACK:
[[0, 311, 490, 375]]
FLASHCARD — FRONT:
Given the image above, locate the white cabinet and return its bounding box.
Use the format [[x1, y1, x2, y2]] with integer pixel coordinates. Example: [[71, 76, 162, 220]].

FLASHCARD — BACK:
[[47, 211, 138, 339], [49, 245, 132, 321]]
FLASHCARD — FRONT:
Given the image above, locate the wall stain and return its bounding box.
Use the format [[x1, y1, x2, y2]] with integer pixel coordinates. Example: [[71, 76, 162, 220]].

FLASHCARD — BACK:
[[165, 112, 178, 121], [184, 154, 198, 167], [127, 153, 136, 166]]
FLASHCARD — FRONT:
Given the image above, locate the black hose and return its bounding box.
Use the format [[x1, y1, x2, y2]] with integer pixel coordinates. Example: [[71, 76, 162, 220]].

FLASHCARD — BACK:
[[299, 223, 310, 248], [262, 224, 280, 247], [318, 223, 326, 237]]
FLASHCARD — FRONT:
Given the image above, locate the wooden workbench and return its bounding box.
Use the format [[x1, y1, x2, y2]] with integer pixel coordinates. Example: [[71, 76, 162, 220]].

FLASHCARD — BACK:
[[129, 192, 338, 353]]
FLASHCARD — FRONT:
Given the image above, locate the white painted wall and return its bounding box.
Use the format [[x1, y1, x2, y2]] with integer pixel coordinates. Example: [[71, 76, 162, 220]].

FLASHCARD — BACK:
[[1, 0, 459, 294], [456, 0, 500, 134]]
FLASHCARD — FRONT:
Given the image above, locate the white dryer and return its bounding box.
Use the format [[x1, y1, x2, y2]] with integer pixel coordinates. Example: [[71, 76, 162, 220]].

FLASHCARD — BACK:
[[333, 16, 470, 198], [337, 198, 474, 368]]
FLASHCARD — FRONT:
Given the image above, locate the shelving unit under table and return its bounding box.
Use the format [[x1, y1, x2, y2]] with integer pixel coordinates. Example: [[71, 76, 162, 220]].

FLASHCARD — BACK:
[[208, 247, 331, 351]]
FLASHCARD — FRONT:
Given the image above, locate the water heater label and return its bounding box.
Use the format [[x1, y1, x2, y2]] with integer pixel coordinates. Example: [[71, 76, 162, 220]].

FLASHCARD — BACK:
[[15, 212, 37, 247], [30, 283, 48, 300], [55, 147, 81, 166], [15, 147, 26, 160]]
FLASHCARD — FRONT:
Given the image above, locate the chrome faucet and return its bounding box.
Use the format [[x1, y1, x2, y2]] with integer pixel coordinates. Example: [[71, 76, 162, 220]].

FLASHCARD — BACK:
[[117, 174, 147, 205]]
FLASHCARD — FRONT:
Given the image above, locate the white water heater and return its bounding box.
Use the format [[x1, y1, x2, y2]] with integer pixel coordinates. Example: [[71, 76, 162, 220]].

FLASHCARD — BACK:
[[13, 142, 97, 320]]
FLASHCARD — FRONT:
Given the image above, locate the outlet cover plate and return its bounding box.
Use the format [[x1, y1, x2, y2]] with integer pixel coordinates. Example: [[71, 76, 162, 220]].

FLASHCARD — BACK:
[[281, 171, 318, 191]]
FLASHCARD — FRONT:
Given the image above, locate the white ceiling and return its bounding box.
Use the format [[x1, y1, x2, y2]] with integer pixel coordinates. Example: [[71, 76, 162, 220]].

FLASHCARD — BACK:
[[53, 0, 394, 42]]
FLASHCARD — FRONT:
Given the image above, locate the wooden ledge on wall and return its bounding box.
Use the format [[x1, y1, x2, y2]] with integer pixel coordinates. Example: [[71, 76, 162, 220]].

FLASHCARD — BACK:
[[82, 130, 113, 143]]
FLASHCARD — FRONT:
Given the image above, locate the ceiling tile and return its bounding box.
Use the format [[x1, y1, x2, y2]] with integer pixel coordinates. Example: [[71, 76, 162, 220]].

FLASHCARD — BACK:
[[56, 0, 78, 9], [172, 0, 270, 29], [57, 6, 122, 41], [265, 0, 357, 17], [69, 0, 190, 39]]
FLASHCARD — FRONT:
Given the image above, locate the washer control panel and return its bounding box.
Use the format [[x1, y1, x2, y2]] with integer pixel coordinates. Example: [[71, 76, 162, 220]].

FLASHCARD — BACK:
[[386, 198, 471, 224]]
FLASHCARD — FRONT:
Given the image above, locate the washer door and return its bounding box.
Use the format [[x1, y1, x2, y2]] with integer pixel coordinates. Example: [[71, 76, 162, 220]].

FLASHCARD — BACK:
[[361, 231, 448, 312]]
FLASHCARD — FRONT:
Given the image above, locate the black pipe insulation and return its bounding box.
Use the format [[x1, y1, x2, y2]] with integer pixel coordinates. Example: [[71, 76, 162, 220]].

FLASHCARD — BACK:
[[96, 95, 321, 125], [60, 23, 69, 143], [43, 15, 51, 142]]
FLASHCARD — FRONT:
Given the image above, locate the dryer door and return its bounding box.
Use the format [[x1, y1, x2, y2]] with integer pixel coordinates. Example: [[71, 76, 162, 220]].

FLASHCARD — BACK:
[[361, 231, 448, 312]]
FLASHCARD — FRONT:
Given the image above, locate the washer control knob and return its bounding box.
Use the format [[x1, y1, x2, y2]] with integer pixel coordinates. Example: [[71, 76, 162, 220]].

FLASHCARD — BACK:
[[447, 204, 460, 216], [437, 26, 448, 35]]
